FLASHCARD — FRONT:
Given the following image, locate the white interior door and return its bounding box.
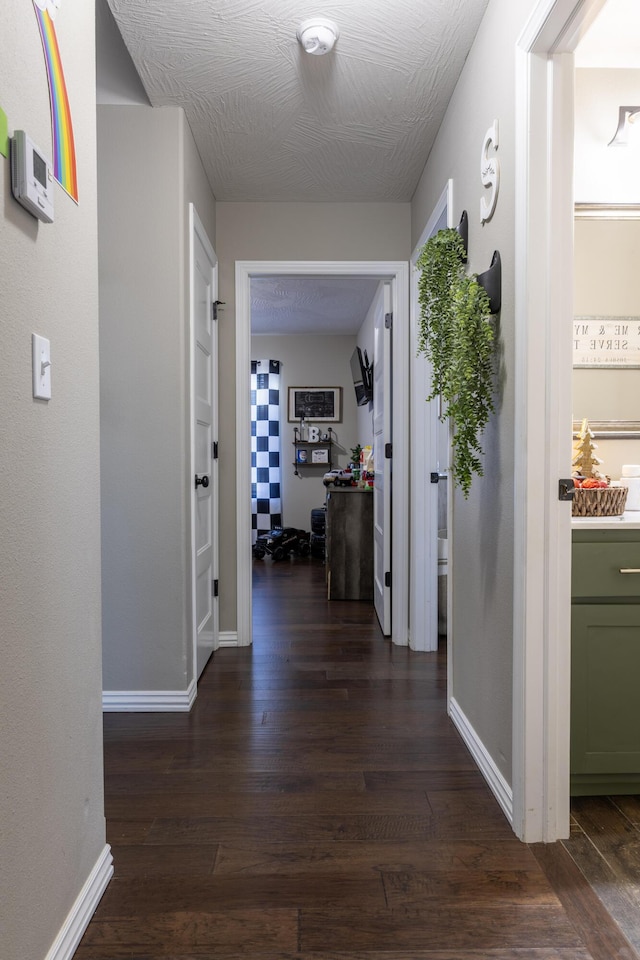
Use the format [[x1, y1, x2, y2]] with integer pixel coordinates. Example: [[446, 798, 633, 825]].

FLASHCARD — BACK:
[[373, 281, 392, 635], [190, 205, 219, 680], [410, 180, 452, 652]]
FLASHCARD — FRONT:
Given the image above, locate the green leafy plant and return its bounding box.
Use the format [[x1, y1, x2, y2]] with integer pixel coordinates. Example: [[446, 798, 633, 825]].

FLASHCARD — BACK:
[[350, 443, 362, 466], [416, 228, 495, 497]]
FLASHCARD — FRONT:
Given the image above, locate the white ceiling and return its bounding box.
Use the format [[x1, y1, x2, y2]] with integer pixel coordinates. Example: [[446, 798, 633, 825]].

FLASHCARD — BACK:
[[251, 275, 380, 334], [106, 0, 490, 203], [104, 0, 491, 332]]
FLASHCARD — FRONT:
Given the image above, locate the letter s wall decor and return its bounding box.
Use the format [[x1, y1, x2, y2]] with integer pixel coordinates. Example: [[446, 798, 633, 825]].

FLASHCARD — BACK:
[[480, 119, 499, 225]]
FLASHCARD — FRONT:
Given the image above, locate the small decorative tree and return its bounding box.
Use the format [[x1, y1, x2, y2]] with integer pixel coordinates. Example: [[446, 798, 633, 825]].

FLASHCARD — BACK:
[[572, 418, 604, 478]]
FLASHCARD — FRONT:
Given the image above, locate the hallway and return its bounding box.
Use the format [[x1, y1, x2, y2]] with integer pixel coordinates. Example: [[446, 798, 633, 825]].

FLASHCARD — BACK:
[[77, 557, 635, 958]]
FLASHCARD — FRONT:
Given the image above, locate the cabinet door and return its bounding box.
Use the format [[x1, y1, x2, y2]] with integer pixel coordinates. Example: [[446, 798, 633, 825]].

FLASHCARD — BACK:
[[326, 491, 373, 600], [571, 604, 640, 778]]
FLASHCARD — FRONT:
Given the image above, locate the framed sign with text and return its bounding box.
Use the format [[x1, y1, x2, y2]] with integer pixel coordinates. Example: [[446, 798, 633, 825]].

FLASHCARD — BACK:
[[573, 316, 640, 367]]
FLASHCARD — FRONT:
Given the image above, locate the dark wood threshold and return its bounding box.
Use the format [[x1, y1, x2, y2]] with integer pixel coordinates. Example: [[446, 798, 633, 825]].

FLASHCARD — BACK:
[[544, 795, 640, 960], [531, 835, 640, 960]]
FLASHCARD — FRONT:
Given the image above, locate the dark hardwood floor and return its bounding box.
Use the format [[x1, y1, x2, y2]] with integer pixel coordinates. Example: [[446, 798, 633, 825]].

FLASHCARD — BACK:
[[76, 556, 640, 959], [561, 796, 640, 956]]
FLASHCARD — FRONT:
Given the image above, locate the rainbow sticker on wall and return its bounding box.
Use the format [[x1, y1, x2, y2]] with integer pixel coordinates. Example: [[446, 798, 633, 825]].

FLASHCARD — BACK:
[[33, 0, 78, 203]]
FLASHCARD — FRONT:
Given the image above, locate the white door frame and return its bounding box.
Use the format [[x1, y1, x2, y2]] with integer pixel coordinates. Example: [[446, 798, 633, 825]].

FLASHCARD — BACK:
[[513, 0, 608, 842], [189, 204, 219, 681], [235, 260, 410, 648], [373, 281, 392, 635], [409, 180, 454, 654]]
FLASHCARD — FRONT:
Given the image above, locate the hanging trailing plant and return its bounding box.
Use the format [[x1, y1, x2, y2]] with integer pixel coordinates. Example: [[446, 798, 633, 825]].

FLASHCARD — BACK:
[[416, 228, 496, 498]]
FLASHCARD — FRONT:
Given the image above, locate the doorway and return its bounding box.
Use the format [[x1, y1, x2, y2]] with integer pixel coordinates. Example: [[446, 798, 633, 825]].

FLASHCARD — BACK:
[[235, 260, 409, 648]]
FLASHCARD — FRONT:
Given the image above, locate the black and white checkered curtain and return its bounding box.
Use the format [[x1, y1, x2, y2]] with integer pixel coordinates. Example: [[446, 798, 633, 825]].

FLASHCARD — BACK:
[[251, 360, 282, 543]]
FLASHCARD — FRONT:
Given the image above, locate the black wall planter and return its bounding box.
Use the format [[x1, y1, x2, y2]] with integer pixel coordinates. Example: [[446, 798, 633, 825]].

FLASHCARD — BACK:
[[456, 210, 468, 263], [477, 250, 501, 314]]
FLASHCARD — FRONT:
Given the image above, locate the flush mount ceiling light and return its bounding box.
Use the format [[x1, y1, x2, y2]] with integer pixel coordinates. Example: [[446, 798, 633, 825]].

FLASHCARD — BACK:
[[608, 105, 640, 146], [296, 17, 339, 56]]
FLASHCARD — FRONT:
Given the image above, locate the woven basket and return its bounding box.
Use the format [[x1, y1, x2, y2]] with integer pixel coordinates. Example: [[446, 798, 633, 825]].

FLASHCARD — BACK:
[[572, 485, 628, 517]]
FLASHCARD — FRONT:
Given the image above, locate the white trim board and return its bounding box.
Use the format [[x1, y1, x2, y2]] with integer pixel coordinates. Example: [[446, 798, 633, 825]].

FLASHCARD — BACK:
[[512, 0, 608, 843], [235, 260, 410, 648], [449, 698, 513, 826], [218, 630, 238, 647], [44, 845, 113, 960], [102, 679, 197, 712]]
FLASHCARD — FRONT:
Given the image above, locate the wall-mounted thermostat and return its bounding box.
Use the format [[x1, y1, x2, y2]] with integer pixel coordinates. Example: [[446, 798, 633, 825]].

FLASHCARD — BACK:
[[10, 130, 54, 223]]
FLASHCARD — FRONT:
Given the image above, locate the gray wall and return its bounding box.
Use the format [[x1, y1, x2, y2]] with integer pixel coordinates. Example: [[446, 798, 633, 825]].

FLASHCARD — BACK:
[[573, 217, 640, 477], [0, 4, 106, 958], [252, 335, 359, 531], [96, 0, 150, 106], [411, 0, 536, 786], [216, 202, 411, 630], [98, 105, 216, 691]]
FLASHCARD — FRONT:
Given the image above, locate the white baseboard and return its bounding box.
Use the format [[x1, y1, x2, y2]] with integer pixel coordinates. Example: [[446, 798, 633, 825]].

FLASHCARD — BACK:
[[45, 844, 113, 960], [218, 630, 238, 647], [103, 678, 197, 712], [449, 696, 513, 826]]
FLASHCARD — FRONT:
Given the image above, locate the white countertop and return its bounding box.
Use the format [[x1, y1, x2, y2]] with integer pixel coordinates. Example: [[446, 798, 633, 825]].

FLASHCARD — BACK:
[[572, 511, 640, 530]]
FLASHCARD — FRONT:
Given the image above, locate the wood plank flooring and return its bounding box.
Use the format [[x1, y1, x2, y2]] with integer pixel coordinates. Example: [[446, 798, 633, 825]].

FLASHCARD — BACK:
[[76, 556, 640, 959], [561, 796, 640, 956]]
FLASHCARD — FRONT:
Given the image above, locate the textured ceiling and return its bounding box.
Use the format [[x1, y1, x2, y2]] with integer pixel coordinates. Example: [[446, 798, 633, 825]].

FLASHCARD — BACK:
[[251, 276, 380, 334], [106, 0, 490, 202]]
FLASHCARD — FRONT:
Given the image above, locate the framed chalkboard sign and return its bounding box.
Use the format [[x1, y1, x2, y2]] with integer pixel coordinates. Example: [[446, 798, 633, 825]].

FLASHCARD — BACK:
[[288, 387, 342, 422]]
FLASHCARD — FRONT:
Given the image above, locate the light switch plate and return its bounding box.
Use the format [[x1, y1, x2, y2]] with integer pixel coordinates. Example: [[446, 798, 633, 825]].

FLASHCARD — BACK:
[[32, 333, 51, 400]]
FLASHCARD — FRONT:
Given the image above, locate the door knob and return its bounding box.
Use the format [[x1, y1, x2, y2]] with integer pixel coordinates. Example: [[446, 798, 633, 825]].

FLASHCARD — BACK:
[[195, 474, 209, 489]]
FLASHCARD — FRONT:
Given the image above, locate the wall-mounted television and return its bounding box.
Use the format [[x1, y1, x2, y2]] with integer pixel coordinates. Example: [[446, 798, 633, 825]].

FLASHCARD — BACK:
[[350, 346, 373, 407]]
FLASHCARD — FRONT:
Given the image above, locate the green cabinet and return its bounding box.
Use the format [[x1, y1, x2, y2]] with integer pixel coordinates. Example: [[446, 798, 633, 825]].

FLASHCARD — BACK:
[[571, 527, 640, 795]]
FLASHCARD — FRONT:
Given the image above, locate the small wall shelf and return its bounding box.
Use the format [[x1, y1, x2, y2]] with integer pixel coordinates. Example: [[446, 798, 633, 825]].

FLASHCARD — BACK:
[[292, 439, 333, 471]]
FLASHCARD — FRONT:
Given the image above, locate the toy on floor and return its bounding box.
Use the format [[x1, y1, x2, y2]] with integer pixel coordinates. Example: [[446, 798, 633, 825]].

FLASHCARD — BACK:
[[253, 528, 310, 561]]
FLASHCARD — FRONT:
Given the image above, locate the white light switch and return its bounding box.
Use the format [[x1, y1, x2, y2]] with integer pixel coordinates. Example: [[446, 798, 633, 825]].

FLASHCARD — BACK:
[[32, 334, 51, 400]]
